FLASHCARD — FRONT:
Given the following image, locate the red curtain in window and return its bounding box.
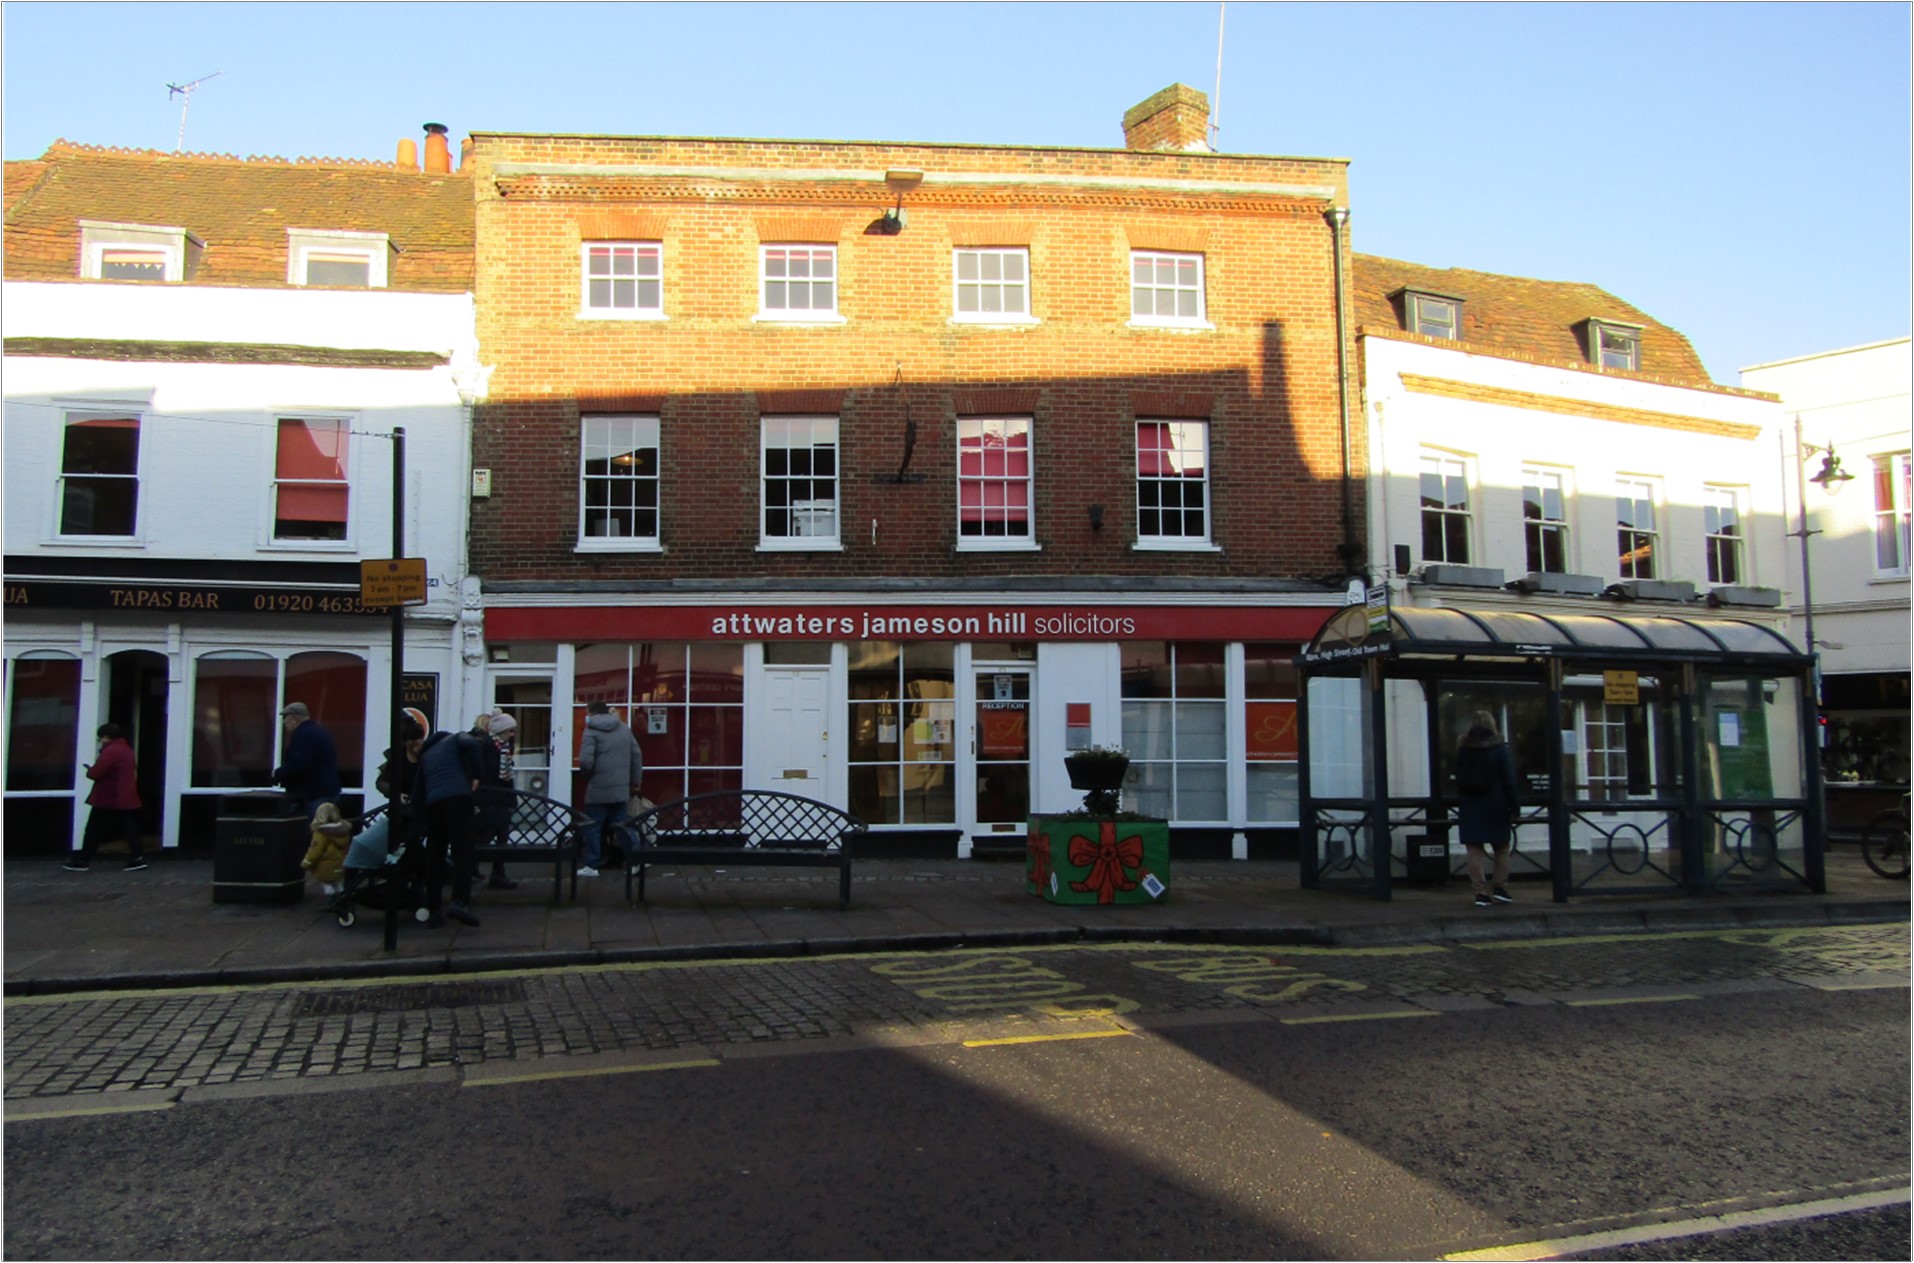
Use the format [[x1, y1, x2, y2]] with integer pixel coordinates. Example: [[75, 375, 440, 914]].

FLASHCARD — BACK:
[[957, 426, 1030, 522], [276, 419, 348, 522], [1137, 422, 1176, 476]]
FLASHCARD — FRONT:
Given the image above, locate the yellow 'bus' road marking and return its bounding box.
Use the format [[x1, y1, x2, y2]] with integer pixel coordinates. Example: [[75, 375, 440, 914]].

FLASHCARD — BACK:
[[1564, 994, 1699, 1007], [962, 1028, 1133, 1048], [462, 1058, 720, 1087], [1279, 1008, 1438, 1026]]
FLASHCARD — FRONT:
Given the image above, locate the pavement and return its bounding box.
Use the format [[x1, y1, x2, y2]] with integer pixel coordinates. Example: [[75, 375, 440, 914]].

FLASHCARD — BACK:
[[4, 846, 1906, 996]]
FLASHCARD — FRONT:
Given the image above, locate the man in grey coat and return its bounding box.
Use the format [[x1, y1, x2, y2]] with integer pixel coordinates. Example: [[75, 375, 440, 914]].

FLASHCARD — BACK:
[[576, 700, 643, 878]]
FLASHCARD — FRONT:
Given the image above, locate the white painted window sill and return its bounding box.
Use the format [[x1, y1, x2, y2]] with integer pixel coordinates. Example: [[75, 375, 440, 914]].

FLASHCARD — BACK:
[[1133, 540, 1221, 553], [577, 309, 667, 322], [1127, 318, 1215, 332], [575, 540, 664, 554], [752, 312, 847, 326]]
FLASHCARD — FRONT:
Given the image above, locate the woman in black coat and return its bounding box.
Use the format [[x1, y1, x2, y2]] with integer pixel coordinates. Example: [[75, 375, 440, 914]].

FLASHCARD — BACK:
[[1454, 710, 1521, 908]]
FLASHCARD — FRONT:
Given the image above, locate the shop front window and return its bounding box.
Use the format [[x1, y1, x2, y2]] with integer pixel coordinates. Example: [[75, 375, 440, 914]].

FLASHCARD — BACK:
[[285, 652, 367, 788], [6, 655, 81, 791], [573, 642, 744, 802], [1122, 642, 1226, 821], [849, 642, 956, 826], [191, 654, 279, 788], [1243, 643, 1300, 822]]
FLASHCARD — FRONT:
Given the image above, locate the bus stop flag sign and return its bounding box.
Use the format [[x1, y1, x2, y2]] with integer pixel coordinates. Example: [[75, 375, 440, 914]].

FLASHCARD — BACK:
[[360, 558, 428, 607]]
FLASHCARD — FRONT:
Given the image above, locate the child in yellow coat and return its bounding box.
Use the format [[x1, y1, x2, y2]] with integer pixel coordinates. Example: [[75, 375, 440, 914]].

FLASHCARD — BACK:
[[302, 801, 354, 896]]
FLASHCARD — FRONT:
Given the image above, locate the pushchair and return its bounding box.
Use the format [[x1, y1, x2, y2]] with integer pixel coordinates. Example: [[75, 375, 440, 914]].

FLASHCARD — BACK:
[[329, 804, 429, 928]]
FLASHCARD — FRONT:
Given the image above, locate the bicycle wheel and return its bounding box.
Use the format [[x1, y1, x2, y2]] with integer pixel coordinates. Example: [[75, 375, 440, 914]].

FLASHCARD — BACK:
[[1860, 810, 1911, 880]]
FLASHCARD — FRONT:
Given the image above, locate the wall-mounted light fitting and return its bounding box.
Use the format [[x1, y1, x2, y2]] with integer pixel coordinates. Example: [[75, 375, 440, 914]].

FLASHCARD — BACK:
[[880, 169, 924, 234]]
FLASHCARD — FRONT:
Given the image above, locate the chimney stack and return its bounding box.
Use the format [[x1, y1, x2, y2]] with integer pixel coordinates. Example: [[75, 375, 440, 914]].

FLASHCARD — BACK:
[[396, 137, 419, 172], [422, 122, 451, 174], [459, 136, 473, 172], [1121, 84, 1213, 152]]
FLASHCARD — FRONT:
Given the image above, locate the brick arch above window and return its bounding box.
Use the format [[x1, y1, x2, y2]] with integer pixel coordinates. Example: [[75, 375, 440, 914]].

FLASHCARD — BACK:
[[574, 210, 669, 240]]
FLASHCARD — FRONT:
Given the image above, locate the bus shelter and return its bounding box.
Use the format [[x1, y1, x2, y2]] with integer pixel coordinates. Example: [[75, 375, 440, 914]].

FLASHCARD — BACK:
[[1297, 604, 1825, 901]]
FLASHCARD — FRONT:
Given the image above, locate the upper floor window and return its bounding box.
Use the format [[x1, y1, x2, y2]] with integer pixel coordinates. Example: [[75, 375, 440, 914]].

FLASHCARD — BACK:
[[1702, 485, 1744, 585], [1136, 420, 1210, 544], [1589, 319, 1642, 371], [582, 242, 663, 316], [1615, 476, 1660, 579], [1419, 451, 1472, 564], [79, 220, 200, 282], [273, 417, 350, 542], [1522, 466, 1570, 573], [58, 412, 140, 537], [579, 415, 661, 546], [1130, 251, 1206, 326], [286, 229, 390, 288], [957, 417, 1032, 544], [1875, 452, 1912, 577], [761, 415, 839, 547], [1406, 291, 1462, 339], [953, 248, 1030, 321], [760, 245, 838, 320]]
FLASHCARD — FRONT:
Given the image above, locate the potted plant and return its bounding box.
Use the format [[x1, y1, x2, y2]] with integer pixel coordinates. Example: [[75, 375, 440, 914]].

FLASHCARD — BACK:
[[1064, 744, 1130, 814]]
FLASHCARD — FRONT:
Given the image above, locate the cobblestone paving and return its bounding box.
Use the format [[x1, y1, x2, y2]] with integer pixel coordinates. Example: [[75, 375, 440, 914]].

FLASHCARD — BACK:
[[5, 925, 1905, 1101]]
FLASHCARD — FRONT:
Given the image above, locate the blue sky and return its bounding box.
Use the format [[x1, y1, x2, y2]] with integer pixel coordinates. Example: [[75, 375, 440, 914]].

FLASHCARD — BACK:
[[4, 2, 1907, 381]]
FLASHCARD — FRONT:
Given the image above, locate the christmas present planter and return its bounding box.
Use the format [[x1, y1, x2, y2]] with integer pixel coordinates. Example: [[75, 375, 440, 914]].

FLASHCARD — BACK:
[[1026, 815, 1170, 905]]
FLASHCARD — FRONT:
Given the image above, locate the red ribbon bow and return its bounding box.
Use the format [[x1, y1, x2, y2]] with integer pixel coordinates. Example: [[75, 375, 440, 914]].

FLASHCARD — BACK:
[[1068, 820, 1144, 904]]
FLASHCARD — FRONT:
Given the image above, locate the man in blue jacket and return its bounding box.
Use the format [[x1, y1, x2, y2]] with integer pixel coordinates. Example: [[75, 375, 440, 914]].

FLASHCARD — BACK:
[[273, 702, 341, 822], [417, 722, 486, 928]]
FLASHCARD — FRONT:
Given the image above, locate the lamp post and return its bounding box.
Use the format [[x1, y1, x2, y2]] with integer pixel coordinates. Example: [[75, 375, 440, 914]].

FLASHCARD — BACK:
[[1789, 413, 1858, 703]]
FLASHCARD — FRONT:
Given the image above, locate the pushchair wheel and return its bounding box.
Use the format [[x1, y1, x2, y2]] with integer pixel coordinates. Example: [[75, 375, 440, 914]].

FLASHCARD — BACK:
[[336, 907, 357, 928], [414, 905, 432, 923]]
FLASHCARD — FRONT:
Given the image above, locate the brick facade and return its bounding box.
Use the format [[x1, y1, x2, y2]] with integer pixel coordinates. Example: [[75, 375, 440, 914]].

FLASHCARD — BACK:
[[465, 111, 1358, 591]]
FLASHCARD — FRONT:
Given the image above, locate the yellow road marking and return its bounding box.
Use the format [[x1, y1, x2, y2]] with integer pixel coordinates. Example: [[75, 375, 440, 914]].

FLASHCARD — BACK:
[[1564, 994, 1699, 1007], [1441, 1185, 1912, 1260], [462, 1057, 719, 1087], [5, 1099, 176, 1122], [1279, 1008, 1438, 1025], [962, 1028, 1133, 1048]]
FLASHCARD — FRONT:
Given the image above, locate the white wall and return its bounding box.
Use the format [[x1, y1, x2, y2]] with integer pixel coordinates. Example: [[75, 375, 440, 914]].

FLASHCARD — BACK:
[[1742, 338, 1912, 679]]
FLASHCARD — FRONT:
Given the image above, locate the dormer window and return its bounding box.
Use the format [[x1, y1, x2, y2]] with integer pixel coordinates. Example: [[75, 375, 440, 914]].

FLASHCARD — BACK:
[[1396, 288, 1463, 340], [79, 220, 201, 282], [1587, 318, 1642, 371], [286, 228, 392, 288]]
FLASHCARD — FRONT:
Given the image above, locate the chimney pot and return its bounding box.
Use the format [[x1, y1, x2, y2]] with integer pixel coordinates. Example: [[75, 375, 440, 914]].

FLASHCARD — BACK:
[[423, 122, 451, 174], [1121, 84, 1213, 152], [397, 137, 419, 172]]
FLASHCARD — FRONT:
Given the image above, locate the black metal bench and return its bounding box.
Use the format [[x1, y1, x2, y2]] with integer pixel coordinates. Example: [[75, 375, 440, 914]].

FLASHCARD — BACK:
[[473, 786, 591, 902], [624, 790, 863, 908]]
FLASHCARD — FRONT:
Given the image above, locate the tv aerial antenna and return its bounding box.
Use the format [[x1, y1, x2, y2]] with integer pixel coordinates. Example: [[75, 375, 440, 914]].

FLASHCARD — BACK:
[[166, 71, 221, 152], [1210, 2, 1226, 151]]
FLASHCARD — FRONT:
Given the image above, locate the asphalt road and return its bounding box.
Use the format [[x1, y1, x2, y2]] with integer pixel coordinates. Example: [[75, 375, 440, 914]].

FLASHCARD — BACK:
[[5, 926, 1908, 1259]]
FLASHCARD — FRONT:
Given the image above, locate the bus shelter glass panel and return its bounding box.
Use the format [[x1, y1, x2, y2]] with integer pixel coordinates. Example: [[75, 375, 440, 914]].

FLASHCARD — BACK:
[[1305, 673, 1375, 890], [1698, 673, 1808, 888], [1560, 672, 1683, 893], [1434, 680, 1552, 880]]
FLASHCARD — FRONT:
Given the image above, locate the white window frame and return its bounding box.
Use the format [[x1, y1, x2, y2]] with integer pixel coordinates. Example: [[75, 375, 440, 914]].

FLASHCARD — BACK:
[[955, 416, 1037, 550], [1135, 419, 1217, 550], [1120, 642, 1229, 824], [267, 415, 355, 549], [79, 220, 198, 282], [1128, 250, 1211, 329], [286, 228, 390, 288], [1873, 452, 1912, 578], [757, 244, 844, 323], [54, 409, 144, 542], [1701, 484, 1746, 586], [579, 241, 665, 319], [951, 247, 1036, 325], [577, 414, 663, 551], [759, 415, 841, 550], [1522, 464, 1572, 574], [1419, 450, 1473, 565], [1615, 475, 1661, 580]]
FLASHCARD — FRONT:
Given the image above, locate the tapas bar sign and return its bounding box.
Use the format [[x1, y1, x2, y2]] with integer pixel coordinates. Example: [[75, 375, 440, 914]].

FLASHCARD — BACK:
[[4, 578, 378, 617]]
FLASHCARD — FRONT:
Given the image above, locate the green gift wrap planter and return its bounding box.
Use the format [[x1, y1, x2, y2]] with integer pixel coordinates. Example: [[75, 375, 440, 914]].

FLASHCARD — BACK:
[[1026, 815, 1170, 905]]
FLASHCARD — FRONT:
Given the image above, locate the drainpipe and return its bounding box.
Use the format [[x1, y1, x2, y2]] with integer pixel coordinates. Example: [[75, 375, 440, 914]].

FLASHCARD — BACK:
[[1325, 206, 1360, 576]]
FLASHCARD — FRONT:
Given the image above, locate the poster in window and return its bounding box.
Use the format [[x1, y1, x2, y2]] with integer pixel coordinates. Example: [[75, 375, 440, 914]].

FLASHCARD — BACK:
[[979, 702, 1028, 759], [1244, 701, 1299, 761]]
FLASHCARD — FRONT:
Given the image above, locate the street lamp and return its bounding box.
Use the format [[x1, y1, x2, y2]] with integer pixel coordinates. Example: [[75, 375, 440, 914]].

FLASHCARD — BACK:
[[1790, 414, 1856, 687]]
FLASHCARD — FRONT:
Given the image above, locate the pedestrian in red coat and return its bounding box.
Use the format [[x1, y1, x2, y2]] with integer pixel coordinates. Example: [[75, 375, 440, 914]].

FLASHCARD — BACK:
[[65, 724, 147, 872]]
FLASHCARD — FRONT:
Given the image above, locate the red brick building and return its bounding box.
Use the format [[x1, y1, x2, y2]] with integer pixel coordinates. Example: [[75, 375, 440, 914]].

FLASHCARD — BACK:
[[464, 86, 1360, 857]]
